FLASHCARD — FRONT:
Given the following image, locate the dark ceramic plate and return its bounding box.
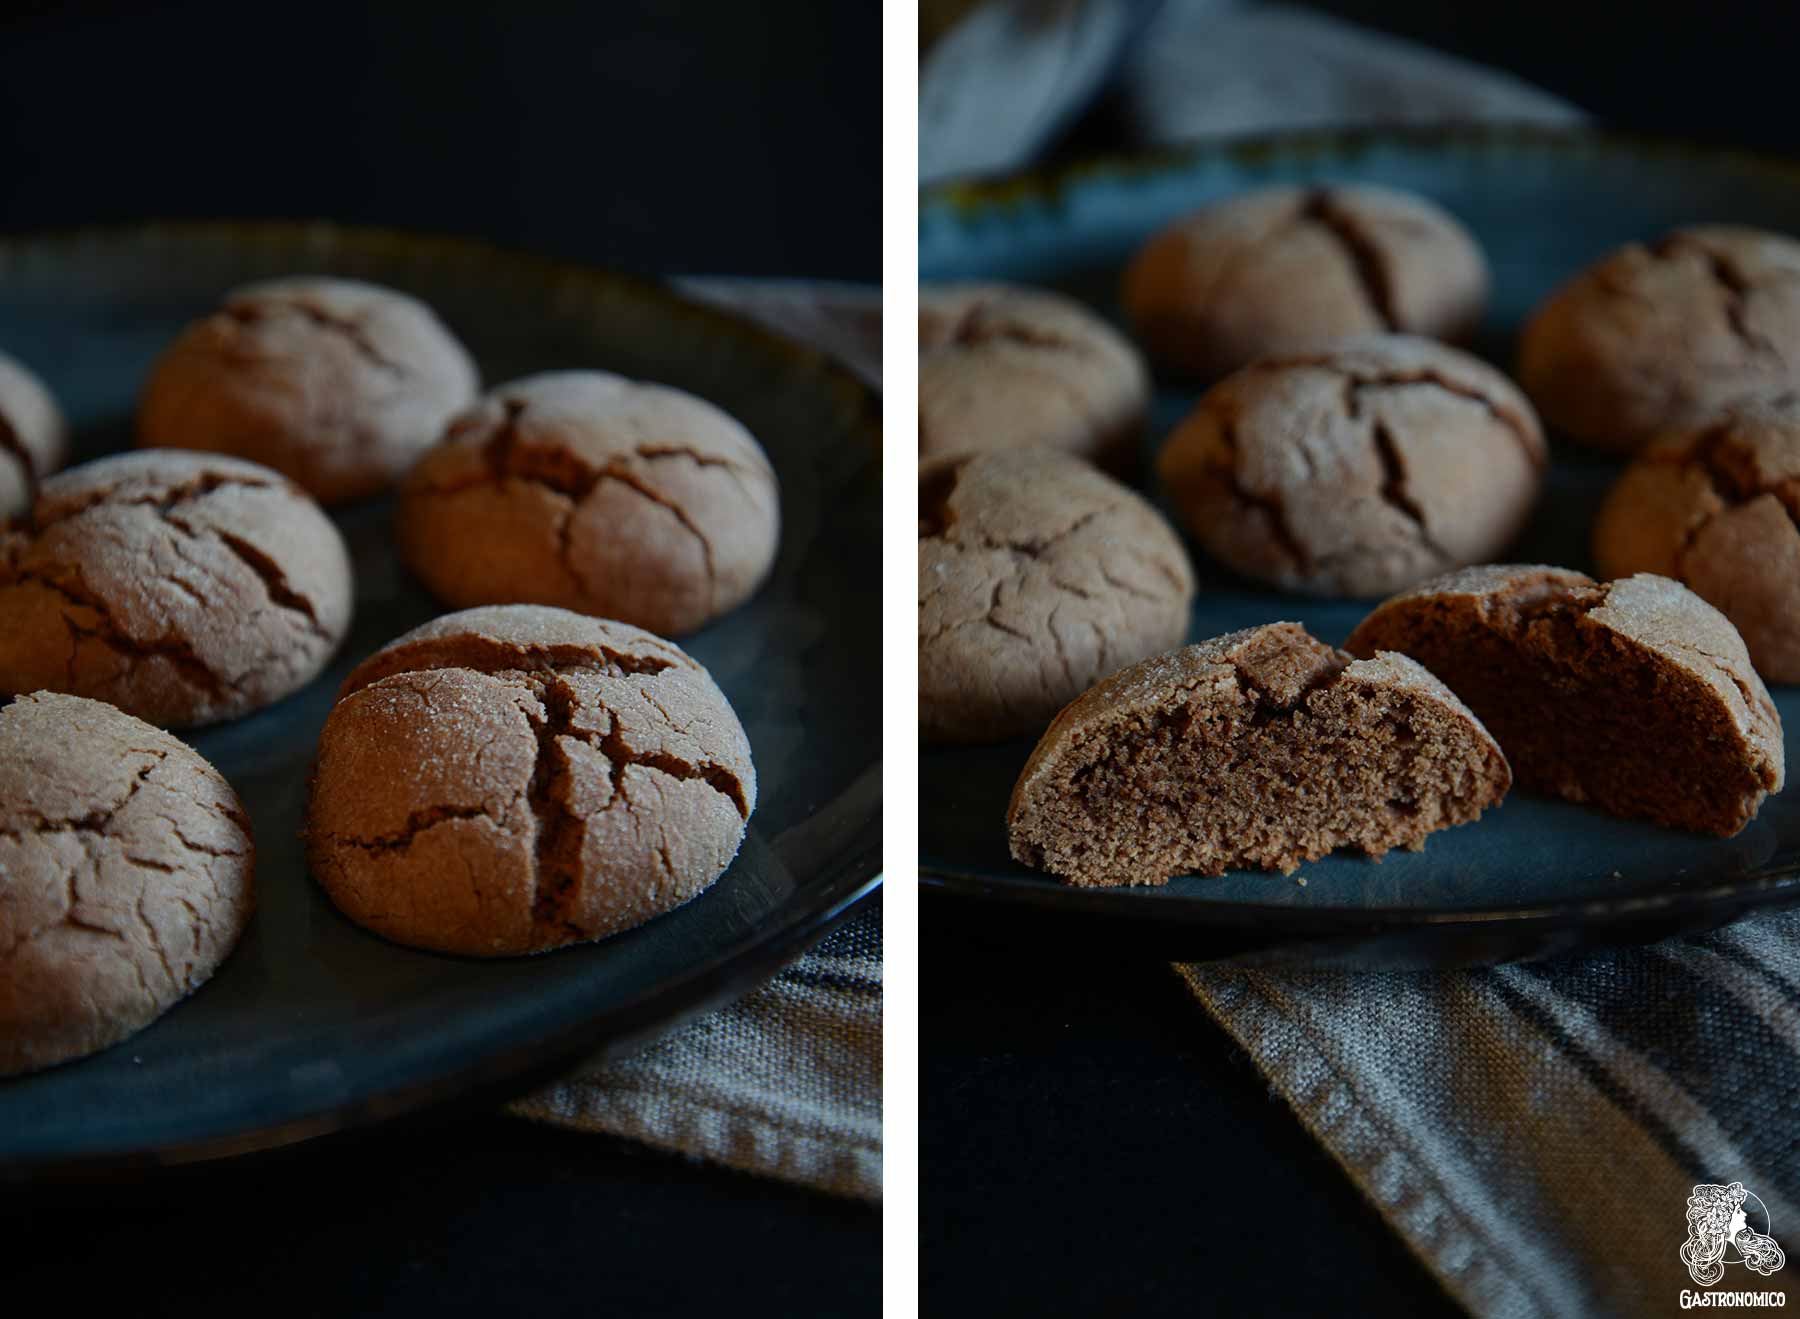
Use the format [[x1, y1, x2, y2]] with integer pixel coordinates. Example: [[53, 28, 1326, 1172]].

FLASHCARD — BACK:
[[919, 126, 1800, 967], [0, 222, 881, 1174]]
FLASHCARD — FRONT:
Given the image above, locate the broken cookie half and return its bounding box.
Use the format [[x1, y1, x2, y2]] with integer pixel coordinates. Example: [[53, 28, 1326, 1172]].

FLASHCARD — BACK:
[[1346, 566, 1785, 836], [1006, 622, 1510, 887]]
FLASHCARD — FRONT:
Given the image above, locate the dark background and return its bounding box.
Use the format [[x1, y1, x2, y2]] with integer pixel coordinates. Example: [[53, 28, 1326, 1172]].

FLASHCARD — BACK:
[[0, 2, 879, 1316], [0, 0, 880, 281], [923, 3, 1800, 1317]]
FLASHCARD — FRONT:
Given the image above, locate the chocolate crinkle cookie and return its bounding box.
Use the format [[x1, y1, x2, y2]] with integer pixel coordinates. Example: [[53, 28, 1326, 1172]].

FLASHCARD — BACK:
[[396, 371, 780, 637], [305, 605, 756, 957], [0, 691, 255, 1076], [1346, 566, 1784, 835], [1006, 623, 1510, 887], [0, 450, 354, 728], [138, 276, 479, 504], [1518, 226, 1800, 453], [1123, 184, 1488, 381], [1594, 397, 1800, 682], [0, 351, 68, 520], [919, 283, 1151, 472], [919, 448, 1195, 744], [1157, 335, 1546, 597]]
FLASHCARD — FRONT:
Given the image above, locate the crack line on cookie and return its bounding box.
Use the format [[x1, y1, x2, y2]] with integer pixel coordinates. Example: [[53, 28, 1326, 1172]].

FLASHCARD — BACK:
[[11, 567, 238, 698], [1654, 235, 1776, 357], [1210, 416, 1312, 574], [1371, 421, 1452, 565], [1302, 190, 1398, 330], [226, 297, 411, 376]]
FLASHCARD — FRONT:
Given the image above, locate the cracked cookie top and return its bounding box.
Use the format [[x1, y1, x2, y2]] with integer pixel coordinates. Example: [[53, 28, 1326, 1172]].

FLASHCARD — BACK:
[[307, 605, 756, 957], [1005, 622, 1510, 887], [1346, 565, 1784, 836], [395, 371, 780, 638], [1595, 397, 1800, 681], [919, 447, 1195, 744], [1519, 226, 1800, 453], [0, 449, 354, 729], [137, 276, 480, 504], [0, 691, 255, 1075], [0, 351, 67, 520], [1157, 334, 1545, 597], [1122, 184, 1489, 381], [919, 283, 1151, 472]]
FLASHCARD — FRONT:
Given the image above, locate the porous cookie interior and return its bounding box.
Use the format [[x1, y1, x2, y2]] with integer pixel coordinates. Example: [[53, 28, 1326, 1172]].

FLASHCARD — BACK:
[[1011, 629, 1505, 887], [317, 622, 752, 952], [1350, 577, 1771, 834]]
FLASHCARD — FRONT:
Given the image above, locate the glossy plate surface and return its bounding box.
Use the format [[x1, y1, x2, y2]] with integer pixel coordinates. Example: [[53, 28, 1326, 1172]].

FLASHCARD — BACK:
[[0, 223, 881, 1173], [919, 127, 1800, 965]]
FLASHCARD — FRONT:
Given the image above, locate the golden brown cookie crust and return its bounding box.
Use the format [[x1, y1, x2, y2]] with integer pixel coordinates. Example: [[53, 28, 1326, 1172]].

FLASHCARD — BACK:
[[919, 283, 1151, 472], [307, 605, 756, 957], [1006, 622, 1510, 887], [395, 371, 780, 638], [0, 450, 354, 728], [1122, 184, 1488, 380], [1345, 565, 1784, 834], [0, 691, 255, 1075], [1156, 335, 1545, 597], [919, 448, 1194, 744], [1518, 226, 1800, 453], [0, 351, 68, 520], [137, 276, 479, 504], [1594, 400, 1800, 682]]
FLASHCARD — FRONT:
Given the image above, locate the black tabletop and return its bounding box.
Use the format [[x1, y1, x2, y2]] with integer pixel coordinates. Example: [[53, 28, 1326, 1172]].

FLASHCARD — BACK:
[[1, 3, 880, 1314]]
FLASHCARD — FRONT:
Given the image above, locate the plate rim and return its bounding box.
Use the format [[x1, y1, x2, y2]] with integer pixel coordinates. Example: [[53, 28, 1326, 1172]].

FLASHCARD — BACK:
[[918, 123, 1800, 942], [0, 218, 884, 1177], [919, 120, 1800, 214]]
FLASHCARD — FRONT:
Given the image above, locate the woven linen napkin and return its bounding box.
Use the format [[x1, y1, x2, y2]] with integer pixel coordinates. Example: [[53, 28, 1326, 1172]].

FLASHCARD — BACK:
[[926, 2, 1798, 1312], [508, 279, 883, 1203]]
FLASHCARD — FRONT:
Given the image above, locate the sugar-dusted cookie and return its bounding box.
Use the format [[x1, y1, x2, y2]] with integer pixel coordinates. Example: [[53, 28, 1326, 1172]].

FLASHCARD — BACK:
[[0, 351, 67, 520], [1123, 184, 1488, 380], [920, 448, 1194, 743], [1594, 398, 1800, 681], [0, 450, 354, 728], [1157, 335, 1545, 597], [397, 371, 779, 637], [1519, 226, 1800, 453], [0, 691, 255, 1075], [139, 276, 479, 503], [306, 606, 755, 957], [920, 283, 1151, 472]]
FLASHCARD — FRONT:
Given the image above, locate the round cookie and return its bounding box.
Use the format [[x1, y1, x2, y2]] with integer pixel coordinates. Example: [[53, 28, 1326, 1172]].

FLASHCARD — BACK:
[[1, 691, 255, 1075], [1156, 335, 1546, 597], [1594, 399, 1800, 681], [0, 450, 354, 728], [305, 605, 756, 957], [138, 276, 479, 504], [919, 448, 1195, 743], [1518, 226, 1800, 453], [1006, 622, 1510, 887], [396, 371, 779, 637], [1345, 565, 1784, 836], [0, 352, 68, 520], [1122, 184, 1488, 381], [919, 283, 1151, 471]]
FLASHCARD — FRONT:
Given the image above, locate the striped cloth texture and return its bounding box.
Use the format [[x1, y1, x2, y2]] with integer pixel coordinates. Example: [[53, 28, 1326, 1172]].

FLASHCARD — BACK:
[[509, 279, 883, 1202], [928, 2, 1796, 1313]]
